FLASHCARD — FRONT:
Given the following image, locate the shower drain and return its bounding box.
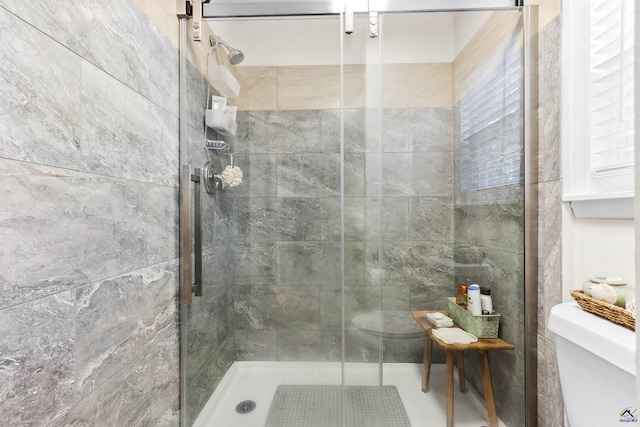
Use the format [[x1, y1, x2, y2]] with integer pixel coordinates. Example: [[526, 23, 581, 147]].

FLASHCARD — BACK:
[[235, 400, 256, 414]]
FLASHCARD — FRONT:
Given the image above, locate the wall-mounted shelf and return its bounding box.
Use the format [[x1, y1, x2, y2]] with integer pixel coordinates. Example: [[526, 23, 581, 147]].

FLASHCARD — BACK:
[[205, 108, 237, 136]]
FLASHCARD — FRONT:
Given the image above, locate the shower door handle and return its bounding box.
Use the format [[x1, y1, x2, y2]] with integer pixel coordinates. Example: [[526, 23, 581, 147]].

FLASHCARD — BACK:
[[180, 165, 203, 305]]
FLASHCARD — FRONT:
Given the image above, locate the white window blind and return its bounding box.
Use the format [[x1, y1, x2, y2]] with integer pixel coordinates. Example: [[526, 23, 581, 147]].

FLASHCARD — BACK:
[[458, 37, 522, 199], [589, 0, 635, 177], [562, 0, 635, 218]]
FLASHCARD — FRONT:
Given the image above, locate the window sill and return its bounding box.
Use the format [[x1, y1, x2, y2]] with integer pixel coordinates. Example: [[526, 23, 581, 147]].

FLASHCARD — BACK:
[[565, 196, 634, 219]]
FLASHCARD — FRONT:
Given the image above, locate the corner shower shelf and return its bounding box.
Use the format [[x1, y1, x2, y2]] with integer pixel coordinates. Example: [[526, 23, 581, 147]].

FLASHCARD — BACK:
[[205, 108, 237, 136]]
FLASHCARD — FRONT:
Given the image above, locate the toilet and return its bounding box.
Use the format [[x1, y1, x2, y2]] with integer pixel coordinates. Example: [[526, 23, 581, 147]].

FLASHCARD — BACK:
[[548, 302, 637, 426]]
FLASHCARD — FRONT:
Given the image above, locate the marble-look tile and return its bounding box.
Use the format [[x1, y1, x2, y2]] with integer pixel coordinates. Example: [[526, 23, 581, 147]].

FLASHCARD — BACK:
[[381, 109, 411, 153], [0, 0, 152, 96], [147, 332, 180, 424], [186, 61, 208, 132], [364, 198, 410, 242], [185, 335, 235, 426], [0, 292, 75, 426], [383, 63, 453, 108], [50, 357, 154, 427], [367, 152, 453, 197], [277, 330, 341, 362], [153, 403, 180, 427], [212, 190, 235, 246], [263, 286, 320, 330], [484, 315, 525, 427], [277, 154, 340, 197], [372, 241, 453, 305], [538, 17, 561, 183], [453, 11, 522, 105], [234, 242, 277, 287], [278, 242, 339, 287], [74, 260, 179, 398], [321, 198, 366, 241], [202, 244, 235, 302], [0, 8, 82, 167], [453, 243, 525, 321], [278, 65, 341, 110], [148, 23, 179, 116], [235, 286, 265, 329], [214, 288, 235, 345], [0, 159, 178, 309], [134, 0, 179, 47], [185, 299, 218, 381], [409, 197, 453, 242], [233, 110, 322, 154], [233, 198, 321, 242], [410, 108, 454, 153], [319, 109, 382, 154], [537, 0, 561, 32], [231, 154, 277, 198], [235, 329, 277, 361], [536, 335, 564, 427], [539, 181, 561, 260], [454, 201, 524, 255], [80, 60, 179, 186], [234, 66, 278, 111]]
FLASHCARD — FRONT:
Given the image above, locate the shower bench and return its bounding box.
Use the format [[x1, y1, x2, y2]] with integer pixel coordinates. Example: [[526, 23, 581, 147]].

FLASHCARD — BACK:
[[412, 310, 514, 427]]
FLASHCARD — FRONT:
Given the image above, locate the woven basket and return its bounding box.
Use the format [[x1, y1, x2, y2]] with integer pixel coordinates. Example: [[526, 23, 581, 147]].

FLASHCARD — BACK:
[[570, 290, 635, 330]]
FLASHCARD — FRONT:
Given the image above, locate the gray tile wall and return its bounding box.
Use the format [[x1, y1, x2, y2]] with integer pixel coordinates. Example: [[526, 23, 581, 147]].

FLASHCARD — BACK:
[[536, 16, 565, 427], [182, 45, 238, 427], [231, 107, 454, 363], [452, 25, 526, 427], [0, 2, 182, 425]]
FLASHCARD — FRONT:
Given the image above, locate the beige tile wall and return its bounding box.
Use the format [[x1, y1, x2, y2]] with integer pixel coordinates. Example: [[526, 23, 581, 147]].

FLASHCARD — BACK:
[[234, 63, 453, 111], [453, 11, 522, 105]]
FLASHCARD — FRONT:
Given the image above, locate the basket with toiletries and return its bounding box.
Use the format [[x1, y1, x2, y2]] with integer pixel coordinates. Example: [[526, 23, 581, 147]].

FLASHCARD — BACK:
[[447, 297, 501, 338]]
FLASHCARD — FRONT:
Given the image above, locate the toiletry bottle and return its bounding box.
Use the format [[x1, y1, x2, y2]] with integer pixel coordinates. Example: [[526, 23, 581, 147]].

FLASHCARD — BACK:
[[480, 287, 493, 315], [456, 284, 468, 310], [467, 284, 481, 316]]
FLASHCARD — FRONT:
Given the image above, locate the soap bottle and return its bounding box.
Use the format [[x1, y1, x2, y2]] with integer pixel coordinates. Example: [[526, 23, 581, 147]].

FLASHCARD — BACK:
[[467, 284, 482, 316], [456, 284, 468, 310], [480, 287, 493, 315]]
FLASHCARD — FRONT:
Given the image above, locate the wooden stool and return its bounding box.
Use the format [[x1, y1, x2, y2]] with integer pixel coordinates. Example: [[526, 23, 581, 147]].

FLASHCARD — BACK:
[[412, 310, 515, 427]]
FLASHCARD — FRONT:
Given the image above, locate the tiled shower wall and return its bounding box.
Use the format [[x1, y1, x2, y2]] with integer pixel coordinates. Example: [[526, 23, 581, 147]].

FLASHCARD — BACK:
[[0, 1, 222, 425], [451, 11, 525, 427], [231, 64, 455, 363]]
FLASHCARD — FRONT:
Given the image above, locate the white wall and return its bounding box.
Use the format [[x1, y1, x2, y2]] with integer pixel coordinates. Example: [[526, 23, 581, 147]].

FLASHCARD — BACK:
[[208, 12, 488, 66], [453, 11, 493, 57], [562, 206, 635, 300]]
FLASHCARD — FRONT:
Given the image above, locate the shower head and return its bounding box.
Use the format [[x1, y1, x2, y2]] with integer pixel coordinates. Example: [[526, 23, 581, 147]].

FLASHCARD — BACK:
[[210, 36, 245, 65]]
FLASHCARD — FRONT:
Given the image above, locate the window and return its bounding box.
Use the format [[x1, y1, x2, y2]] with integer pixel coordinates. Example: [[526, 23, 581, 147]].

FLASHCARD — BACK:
[[458, 32, 523, 202], [562, 0, 635, 218]]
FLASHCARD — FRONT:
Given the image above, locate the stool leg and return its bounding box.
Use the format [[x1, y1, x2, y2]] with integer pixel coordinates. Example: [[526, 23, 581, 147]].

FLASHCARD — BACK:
[[422, 336, 433, 392], [446, 351, 455, 427], [479, 351, 498, 427], [457, 351, 467, 393]]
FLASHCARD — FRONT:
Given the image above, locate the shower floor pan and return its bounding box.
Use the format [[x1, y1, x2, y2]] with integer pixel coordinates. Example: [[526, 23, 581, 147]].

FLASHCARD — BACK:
[[193, 361, 506, 427]]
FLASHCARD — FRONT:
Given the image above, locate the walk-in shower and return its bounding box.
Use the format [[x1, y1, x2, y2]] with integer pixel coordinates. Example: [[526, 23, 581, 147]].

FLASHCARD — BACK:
[[178, 1, 537, 426]]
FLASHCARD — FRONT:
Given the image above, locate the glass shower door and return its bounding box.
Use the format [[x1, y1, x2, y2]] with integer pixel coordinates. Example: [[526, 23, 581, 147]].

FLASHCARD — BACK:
[[179, 3, 534, 426]]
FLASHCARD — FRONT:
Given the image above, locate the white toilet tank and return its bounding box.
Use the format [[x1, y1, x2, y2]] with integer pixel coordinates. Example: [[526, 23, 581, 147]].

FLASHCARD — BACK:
[[548, 302, 637, 426]]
